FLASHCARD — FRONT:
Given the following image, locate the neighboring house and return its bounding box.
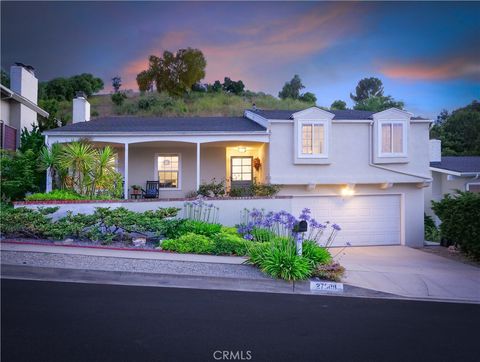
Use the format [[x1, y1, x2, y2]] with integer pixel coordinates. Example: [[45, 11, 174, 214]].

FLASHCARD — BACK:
[[0, 63, 49, 150], [425, 142, 480, 218], [44, 97, 432, 247]]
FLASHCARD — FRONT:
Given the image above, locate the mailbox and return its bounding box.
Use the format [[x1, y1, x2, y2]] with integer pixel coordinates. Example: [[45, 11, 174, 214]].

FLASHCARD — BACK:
[[294, 220, 308, 233]]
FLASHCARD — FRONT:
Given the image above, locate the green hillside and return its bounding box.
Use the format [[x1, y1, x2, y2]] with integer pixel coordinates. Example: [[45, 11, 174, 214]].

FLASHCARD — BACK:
[[57, 91, 316, 122]]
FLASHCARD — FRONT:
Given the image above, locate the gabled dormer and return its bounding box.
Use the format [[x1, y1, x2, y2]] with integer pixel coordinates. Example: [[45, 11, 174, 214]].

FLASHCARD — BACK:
[[292, 107, 334, 164], [372, 108, 412, 164]]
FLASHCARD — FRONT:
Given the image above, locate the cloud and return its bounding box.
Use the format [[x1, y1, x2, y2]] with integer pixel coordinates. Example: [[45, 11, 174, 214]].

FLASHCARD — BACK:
[[380, 56, 480, 81], [121, 3, 362, 91]]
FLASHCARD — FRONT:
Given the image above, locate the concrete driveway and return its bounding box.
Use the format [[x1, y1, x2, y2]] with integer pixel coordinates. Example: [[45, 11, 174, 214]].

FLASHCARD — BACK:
[[339, 246, 480, 303]]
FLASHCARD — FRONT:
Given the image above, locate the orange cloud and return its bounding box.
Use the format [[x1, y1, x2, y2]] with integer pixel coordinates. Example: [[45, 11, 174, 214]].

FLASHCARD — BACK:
[[121, 3, 361, 91], [381, 57, 480, 81]]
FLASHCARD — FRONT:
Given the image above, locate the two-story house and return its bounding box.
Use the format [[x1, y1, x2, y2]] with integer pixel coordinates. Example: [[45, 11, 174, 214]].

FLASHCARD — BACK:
[[43, 96, 432, 247], [1, 63, 49, 149]]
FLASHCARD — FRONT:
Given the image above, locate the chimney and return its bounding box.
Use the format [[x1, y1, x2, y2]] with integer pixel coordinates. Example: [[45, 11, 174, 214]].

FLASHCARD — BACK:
[[10, 63, 38, 104], [72, 92, 90, 123], [429, 139, 441, 162]]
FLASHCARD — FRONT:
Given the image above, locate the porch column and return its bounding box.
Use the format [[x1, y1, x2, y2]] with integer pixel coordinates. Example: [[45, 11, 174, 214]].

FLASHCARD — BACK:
[[196, 142, 200, 191], [45, 136, 52, 193], [124, 143, 129, 199]]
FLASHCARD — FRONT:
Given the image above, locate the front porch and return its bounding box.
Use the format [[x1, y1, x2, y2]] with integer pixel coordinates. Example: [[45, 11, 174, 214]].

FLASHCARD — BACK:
[[45, 136, 269, 199]]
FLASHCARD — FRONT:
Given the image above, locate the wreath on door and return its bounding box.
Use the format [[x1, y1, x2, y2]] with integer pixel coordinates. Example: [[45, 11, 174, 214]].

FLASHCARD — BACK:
[[253, 157, 261, 171]]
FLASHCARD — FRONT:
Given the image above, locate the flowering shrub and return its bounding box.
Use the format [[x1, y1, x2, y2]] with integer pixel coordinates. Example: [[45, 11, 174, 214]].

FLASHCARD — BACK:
[[312, 262, 346, 282], [237, 208, 341, 248], [183, 198, 219, 223]]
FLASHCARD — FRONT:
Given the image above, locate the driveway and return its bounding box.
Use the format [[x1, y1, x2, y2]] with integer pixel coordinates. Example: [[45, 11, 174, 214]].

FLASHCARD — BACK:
[[339, 246, 480, 302]]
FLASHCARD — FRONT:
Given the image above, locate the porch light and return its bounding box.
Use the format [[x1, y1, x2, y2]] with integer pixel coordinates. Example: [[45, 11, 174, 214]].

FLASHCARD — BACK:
[[237, 146, 247, 153], [341, 184, 355, 197]]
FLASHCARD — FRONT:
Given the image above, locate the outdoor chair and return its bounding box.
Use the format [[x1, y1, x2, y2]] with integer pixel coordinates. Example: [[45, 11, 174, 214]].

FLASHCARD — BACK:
[[142, 181, 160, 199]]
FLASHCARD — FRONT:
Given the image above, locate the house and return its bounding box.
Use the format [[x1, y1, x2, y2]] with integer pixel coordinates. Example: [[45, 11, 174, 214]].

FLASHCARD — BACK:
[[43, 96, 433, 247], [0, 64, 49, 150], [425, 141, 480, 218]]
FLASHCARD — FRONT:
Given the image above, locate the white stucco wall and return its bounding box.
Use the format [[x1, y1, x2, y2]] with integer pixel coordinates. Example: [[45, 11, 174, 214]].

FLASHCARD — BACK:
[[17, 197, 293, 227], [269, 121, 430, 185]]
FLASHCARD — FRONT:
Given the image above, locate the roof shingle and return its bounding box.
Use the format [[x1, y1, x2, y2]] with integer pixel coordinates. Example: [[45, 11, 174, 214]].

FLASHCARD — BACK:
[[430, 156, 480, 173], [46, 116, 267, 133]]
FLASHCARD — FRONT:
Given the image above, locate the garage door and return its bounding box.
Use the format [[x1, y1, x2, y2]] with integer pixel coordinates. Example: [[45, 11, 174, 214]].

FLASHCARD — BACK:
[[292, 195, 401, 246]]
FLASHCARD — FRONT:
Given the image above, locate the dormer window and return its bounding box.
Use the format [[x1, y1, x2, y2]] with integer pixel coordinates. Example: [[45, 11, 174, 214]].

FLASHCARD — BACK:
[[379, 121, 407, 157], [298, 120, 328, 158]]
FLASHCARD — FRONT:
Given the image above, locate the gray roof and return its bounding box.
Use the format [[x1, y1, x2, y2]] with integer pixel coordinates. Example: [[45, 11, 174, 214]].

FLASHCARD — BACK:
[[430, 156, 480, 173], [249, 108, 428, 121], [46, 116, 267, 134]]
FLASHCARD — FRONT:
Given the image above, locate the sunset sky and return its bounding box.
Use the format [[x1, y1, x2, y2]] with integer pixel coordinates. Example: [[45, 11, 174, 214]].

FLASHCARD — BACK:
[[2, 1, 479, 118]]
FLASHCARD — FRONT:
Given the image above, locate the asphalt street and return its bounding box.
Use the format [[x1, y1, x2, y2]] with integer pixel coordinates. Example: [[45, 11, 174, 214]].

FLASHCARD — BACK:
[[1, 279, 478, 362]]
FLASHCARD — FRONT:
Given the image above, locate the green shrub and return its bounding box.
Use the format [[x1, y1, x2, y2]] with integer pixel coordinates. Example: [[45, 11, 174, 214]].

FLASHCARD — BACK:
[[45, 211, 96, 240], [312, 262, 345, 282], [220, 226, 239, 235], [212, 232, 252, 256], [250, 183, 281, 197], [111, 92, 127, 106], [432, 191, 480, 259], [161, 233, 214, 254], [424, 214, 440, 242], [26, 190, 87, 201], [0, 206, 58, 238], [197, 178, 225, 197], [302, 240, 332, 267], [246, 237, 312, 281], [177, 220, 222, 237], [251, 227, 276, 243]]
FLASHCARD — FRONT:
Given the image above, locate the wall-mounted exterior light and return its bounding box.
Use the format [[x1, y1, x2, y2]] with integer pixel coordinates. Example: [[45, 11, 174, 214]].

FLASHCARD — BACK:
[[237, 146, 247, 153], [341, 184, 355, 197]]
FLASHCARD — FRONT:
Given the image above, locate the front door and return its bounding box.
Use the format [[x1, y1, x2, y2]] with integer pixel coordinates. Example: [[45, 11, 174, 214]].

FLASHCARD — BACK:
[[231, 156, 253, 190]]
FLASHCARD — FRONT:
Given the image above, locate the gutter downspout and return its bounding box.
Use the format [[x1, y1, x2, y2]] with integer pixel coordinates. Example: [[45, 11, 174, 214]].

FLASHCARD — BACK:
[[368, 121, 432, 182]]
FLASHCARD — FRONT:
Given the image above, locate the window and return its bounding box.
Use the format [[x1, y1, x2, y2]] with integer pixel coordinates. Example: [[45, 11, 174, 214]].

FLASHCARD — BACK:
[[379, 121, 406, 156], [299, 121, 327, 157], [231, 157, 252, 182], [157, 154, 180, 189]]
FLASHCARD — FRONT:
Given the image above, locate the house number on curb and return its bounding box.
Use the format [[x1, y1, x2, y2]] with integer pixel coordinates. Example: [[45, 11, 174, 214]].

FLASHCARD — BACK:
[[310, 281, 344, 292]]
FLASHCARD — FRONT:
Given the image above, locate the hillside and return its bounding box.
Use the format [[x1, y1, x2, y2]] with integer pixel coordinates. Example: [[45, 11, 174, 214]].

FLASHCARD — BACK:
[[56, 91, 316, 121]]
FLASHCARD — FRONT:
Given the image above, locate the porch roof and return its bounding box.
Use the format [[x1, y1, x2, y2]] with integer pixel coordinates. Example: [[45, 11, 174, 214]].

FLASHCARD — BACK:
[[44, 116, 266, 134]]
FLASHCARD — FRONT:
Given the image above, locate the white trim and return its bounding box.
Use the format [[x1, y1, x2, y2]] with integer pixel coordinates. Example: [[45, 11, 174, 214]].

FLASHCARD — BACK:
[[154, 153, 182, 191], [377, 120, 408, 158], [297, 120, 329, 159], [43, 130, 269, 137], [466, 182, 480, 192], [291, 107, 334, 120], [196, 142, 200, 191], [243, 110, 269, 128], [373, 107, 413, 118], [0, 84, 49, 118], [430, 167, 480, 177], [124, 143, 129, 199]]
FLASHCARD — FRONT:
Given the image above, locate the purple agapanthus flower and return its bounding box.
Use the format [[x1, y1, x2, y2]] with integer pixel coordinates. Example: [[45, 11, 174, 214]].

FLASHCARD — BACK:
[[332, 223, 341, 231], [244, 233, 254, 240]]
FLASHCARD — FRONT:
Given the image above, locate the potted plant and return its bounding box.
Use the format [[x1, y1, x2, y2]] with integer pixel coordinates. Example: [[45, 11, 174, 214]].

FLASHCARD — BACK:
[[131, 185, 142, 194]]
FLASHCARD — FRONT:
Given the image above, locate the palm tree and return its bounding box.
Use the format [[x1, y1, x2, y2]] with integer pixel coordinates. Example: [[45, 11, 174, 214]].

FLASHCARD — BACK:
[[39, 143, 64, 190], [59, 141, 95, 195], [89, 146, 117, 197]]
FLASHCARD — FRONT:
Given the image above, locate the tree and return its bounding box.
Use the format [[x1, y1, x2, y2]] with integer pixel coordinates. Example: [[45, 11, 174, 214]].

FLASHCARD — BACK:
[[111, 92, 127, 106], [353, 95, 404, 112], [39, 74, 104, 101], [207, 80, 222, 93], [136, 70, 153, 92], [299, 92, 317, 103], [136, 47, 207, 96], [350, 77, 384, 102], [278, 74, 304, 100], [430, 101, 480, 156], [1, 68, 10, 88], [330, 100, 347, 110], [38, 98, 65, 131], [222, 77, 245, 95], [112, 76, 122, 93], [19, 126, 44, 154]]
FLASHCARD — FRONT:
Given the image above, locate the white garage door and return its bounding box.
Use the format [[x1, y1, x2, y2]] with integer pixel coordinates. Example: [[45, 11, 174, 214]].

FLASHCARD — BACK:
[[292, 195, 401, 246]]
